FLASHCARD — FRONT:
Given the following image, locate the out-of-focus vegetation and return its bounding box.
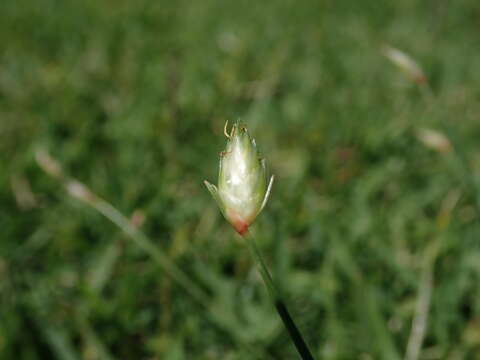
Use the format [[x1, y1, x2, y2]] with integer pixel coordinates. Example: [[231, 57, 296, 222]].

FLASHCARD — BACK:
[[2, 0, 480, 359]]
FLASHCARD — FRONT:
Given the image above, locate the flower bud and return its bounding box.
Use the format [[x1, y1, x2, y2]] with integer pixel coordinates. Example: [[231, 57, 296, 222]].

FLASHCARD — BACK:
[[204, 121, 274, 235]]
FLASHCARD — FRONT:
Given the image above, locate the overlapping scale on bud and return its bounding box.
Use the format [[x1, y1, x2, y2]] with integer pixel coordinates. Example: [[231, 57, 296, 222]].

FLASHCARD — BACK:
[[204, 121, 274, 235]]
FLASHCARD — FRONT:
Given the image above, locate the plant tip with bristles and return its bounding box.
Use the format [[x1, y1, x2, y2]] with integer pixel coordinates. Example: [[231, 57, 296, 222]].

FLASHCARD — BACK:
[[204, 121, 274, 235]]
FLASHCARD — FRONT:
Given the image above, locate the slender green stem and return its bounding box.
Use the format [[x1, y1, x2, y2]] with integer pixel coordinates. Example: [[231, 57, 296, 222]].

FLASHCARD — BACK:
[[243, 231, 316, 360], [244, 231, 277, 299]]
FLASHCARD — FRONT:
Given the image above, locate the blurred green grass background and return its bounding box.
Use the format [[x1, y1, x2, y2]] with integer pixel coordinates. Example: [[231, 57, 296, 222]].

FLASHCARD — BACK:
[[2, 0, 480, 359]]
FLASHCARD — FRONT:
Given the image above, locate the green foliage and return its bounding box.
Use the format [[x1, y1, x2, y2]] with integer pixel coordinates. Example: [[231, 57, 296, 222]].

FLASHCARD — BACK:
[[2, 0, 480, 358]]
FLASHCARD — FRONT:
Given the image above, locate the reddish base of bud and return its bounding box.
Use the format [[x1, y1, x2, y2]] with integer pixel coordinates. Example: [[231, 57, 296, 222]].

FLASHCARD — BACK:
[[233, 220, 249, 236], [415, 75, 428, 85]]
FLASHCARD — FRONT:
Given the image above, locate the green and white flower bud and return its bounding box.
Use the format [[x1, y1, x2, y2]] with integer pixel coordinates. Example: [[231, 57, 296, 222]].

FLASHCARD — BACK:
[[204, 121, 274, 235]]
